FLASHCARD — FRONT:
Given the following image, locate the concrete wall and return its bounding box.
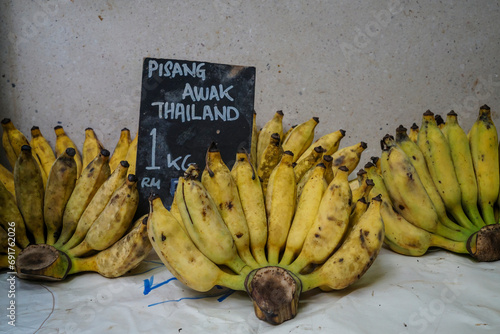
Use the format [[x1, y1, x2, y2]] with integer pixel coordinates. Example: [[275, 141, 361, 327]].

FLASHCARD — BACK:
[[1, 0, 499, 170]]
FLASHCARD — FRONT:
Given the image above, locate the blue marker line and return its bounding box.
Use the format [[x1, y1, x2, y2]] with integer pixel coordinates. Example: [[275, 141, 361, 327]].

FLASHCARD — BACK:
[[143, 275, 178, 295], [148, 290, 235, 307]]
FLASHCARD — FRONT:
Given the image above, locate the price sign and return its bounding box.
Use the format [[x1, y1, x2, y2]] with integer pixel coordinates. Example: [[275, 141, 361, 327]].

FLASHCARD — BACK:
[[135, 58, 256, 217]]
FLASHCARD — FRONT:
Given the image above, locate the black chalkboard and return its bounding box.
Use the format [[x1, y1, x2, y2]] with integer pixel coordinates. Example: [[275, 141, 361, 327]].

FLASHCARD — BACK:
[[135, 58, 255, 217]]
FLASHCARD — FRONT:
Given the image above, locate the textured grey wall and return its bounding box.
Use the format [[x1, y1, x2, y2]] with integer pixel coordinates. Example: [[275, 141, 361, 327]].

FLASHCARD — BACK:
[[1, 0, 499, 172]]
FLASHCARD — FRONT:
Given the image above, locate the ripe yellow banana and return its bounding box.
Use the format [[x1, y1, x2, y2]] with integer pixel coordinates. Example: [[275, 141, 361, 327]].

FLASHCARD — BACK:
[[1, 119, 18, 169], [0, 162, 15, 199], [147, 195, 247, 292], [257, 133, 283, 195], [296, 154, 333, 200], [109, 128, 131, 172], [293, 146, 325, 182], [380, 136, 443, 234], [176, 171, 249, 274], [265, 151, 296, 265], [331, 141, 367, 177], [288, 165, 352, 273], [283, 124, 297, 144], [282, 117, 319, 162], [441, 111, 485, 228], [417, 110, 477, 231], [69, 214, 153, 278], [256, 110, 284, 168], [54, 126, 83, 177], [68, 174, 139, 257], [296, 129, 345, 164], [250, 111, 258, 167], [349, 197, 369, 228], [0, 179, 30, 248], [62, 160, 130, 250], [1, 118, 30, 169], [381, 199, 467, 256], [468, 105, 499, 225], [298, 195, 384, 292], [44, 148, 78, 245], [231, 149, 268, 266], [30, 126, 56, 178], [82, 127, 104, 171], [280, 163, 327, 266], [435, 114, 445, 129], [14, 145, 45, 244], [408, 123, 419, 143], [395, 125, 474, 237], [54, 149, 111, 247], [201, 144, 259, 269], [125, 130, 138, 176]]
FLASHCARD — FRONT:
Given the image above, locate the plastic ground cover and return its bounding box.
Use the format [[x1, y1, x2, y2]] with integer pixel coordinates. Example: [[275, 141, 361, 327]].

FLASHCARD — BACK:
[[1, 246, 499, 333]]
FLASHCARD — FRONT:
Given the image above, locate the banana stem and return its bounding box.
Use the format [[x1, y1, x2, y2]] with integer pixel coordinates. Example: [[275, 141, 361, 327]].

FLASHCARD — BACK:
[[429, 234, 468, 254], [462, 204, 486, 228], [449, 207, 478, 232], [68, 255, 98, 275], [435, 223, 473, 242], [480, 205, 497, 226], [218, 271, 246, 291]]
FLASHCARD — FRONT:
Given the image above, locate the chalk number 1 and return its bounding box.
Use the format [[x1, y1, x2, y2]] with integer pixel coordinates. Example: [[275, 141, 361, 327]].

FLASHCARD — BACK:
[[146, 128, 160, 170]]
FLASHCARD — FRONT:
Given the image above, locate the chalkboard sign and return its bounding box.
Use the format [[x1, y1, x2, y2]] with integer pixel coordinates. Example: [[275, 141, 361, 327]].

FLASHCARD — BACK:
[[135, 58, 256, 217]]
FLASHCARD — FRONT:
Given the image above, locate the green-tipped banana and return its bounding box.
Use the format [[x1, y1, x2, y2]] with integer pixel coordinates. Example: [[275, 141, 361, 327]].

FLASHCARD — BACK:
[[381, 199, 468, 256], [441, 111, 485, 228], [14, 145, 45, 244], [44, 148, 78, 245], [380, 135, 466, 241], [395, 125, 474, 237], [417, 110, 477, 231], [469, 105, 499, 225]]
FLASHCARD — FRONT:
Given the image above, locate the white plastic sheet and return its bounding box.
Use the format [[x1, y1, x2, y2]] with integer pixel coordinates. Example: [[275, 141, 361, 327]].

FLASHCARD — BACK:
[[2, 247, 499, 333]]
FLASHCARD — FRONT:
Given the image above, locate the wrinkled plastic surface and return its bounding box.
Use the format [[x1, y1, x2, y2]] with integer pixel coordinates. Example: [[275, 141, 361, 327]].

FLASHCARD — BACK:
[[1, 247, 499, 333]]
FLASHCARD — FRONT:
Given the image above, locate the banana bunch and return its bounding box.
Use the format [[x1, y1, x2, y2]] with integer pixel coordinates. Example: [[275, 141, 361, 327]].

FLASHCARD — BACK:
[[371, 106, 500, 262], [148, 111, 384, 325], [0, 119, 152, 280]]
